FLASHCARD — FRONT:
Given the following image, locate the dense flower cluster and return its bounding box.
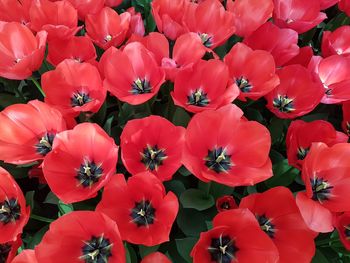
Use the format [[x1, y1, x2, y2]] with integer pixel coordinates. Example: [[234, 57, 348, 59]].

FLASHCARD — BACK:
[[1, 0, 350, 262]]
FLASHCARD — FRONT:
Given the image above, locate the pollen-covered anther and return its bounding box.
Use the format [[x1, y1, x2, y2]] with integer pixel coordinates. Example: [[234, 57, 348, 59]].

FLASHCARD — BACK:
[[311, 177, 334, 203], [140, 145, 167, 171], [130, 200, 156, 227], [273, 94, 295, 113], [104, 35, 112, 42], [35, 132, 55, 156], [187, 89, 210, 107], [236, 77, 252, 93], [131, 78, 152, 95], [208, 235, 237, 263], [81, 235, 113, 263], [0, 198, 21, 225], [199, 33, 213, 48], [75, 159, 104, 188], [205, 147, 232, 173], [71, 91, 91, 107]]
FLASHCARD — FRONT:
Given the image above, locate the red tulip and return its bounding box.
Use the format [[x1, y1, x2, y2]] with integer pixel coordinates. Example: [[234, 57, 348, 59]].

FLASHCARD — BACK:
[[34, 211, 125, 263], [320, 0, 340, 9], [0, 168, 30, 243], [120, 115, 185, 181], [42, 123, 118, 203], [342, 101, 350, 135], [286, 120, 348, 169], [191, 209, 279, 263], [224, 43, 279, 101], [244, 22, 299, 67], [125, 7, 145, 38], [105, 0, 122, 7], [99, 42, 165, 105], [0, 100, 66, 165], [273, 0, 327, 34], [226, 0, 274, 37], [85, 7, 130, 50], [216, 195, 237, 212], [297, 143, 350, 232], [141, 252, 171, 263], [265, 65, 324, 119], [29, 0, 81, 41], [339, 0, 350, 17], [0, 236, 22, 263], [183, 104, 272, 187], [42, 59, 106, 117], [283, 46, 314, 67], [240, 187, 316, 263], [96, 173, 179, 246], [0, 0, 31, 26], [0, 22, 47, 80], [66, 0, 104, 20], [11, 250, 37, 263], [47, 36, 97, 66], [151, 0, 187, 40], [322, 26, 350, 57], [171, 59, 239, 113], [335, 212, 350, 251], [182, 0, 235, 49]]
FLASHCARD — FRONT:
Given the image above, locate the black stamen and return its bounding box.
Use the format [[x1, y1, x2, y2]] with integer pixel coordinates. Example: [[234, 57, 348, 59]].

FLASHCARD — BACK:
[[236, 77, 252, 93], [130, 200, 156, 227], [297, 147, 309, 160], [75, 160, 103, 188], [71, 91, 91, 107], [208, 235, 238, 263], [81, 236, 113, 263], [131, 79, 152, 95], [187, 89, 210, 107], [140, 145, 167, 171], [205, 147, 232, 173], [0, 198, 21, 225], [35, 132, 55, 156], [257, 215, 275, 238], [273, 95, 295, 113], [344, 226, 350, 238], [199, 33, 213, 48], [311, 177, 333, 203]]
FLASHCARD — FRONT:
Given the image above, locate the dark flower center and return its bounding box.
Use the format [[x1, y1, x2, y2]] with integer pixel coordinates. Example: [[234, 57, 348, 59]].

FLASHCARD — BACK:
[[199, 33, 213, 48], [346, 122, 350, 136], [80, 235, 113, 263], [273, 94, 295, 113], [140, 145, 167, 171], [0, 243, 11, 263], [311, 177, 333, 203], [130, 200, 156, 227], [187, 89, 210, 107], [257, 215, 275, 238], [0, 198, 21, 225], [71, 91, 91, 107], [205, 147, 232, 173], [344, 226, 350, 239], [35, 132, 55, 156], [131, 78, 152, 95], [75, 160, 103, 188], [236, 77, 252, 93], [325, 88, 333, 96], [208, 235, 238, 263], [220, 202, 231, 210], [297, 147, 309, 160]]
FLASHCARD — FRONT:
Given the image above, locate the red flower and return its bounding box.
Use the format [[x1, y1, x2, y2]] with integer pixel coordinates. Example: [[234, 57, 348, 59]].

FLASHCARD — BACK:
[[224, 43, 279, 101], [0, 236, 22, 263], [335, 212, 350, 251], [120, 115, 185, 181], [11, 250, 37, 263], [66, 0, 104, 20], [286, 120, 348, 169], [171, 59, 239, 113], [239, 187, 316, 263], [99, 42, 165, 105], [29, 0, 81, 41], [0, 22, 47, 80], [96, 173, 179, 246], [265, 65, 324, 119], [244, 22, 299, 67], [342, 101, 350, 136], [191, 209, 279, 263], [105, 0, 123, 7], [312, 55, 350, 104], [322, 26, 350, 57], [0, 0, 31, 26], [141, 252, 171, 263], [42, 123, 118, 203], [34, 211, 125, 263], [47, 36, 97, 66], [0, 168, 30, 243], [297, 143, 350, 232], [42, 59, 106, 117], [216, 195, 237, 212], [182, 0, 235, 49], [125, 7, 145, 38], [183, 104, 272, 187], [0, 100, 66, 165], [85, 7, 130, 50], [283, 46, 314, 67], [320, 0, 339, 9], [273, 0, 326, 34], [151, 0, 187, 40], [226, 0, 273, 37], [339, 0, 350, 17]]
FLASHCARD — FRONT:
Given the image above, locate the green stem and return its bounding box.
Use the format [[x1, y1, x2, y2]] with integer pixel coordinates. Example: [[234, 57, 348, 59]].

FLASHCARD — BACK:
[[30, 77, 45, 97], [316, 237, 339, 246], [30, 214, 55, 223], [145, 101, 152, 115]]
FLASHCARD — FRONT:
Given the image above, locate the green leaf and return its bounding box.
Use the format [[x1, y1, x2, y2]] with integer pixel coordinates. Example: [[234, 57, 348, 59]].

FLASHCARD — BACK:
[[125, 243, 138, 263], [312, 249, 329, 263], [103, 114, 115, 135], [209, 182, 234, 199], [164, 180, 186, 197], [27, 225, 49, 249], [139, 245, 160, 258], [172, 107, 191, 127], [175, 238, 197, 262], [25, 191, 35, 209], [177, 208, 211, 236], [44, 191, 59, 205], [180, 189, 215, 211], [265, 159, 299, 188], [178, 166, 191, 177], [58, 200, 74, 216]]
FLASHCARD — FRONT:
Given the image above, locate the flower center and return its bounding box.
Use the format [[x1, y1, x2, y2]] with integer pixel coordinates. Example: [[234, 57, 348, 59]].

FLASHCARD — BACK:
[[311, 177, 333, 203], [205, 147, 232, 174], [273, 94, 295, 113], [297, 147, 309, 160], [131, 78, 152, 95], [236, 77, 252, 93], [75, 160, 103, 188], [257, 215, 275, 238], [208, 235, 238, 263], [71, 91, 91, 107], [187, 89, 210, 107], [80, 235, 113, 263], [140, 145, 167, 171], [0, 198, 21, 225], [344, 225, 350, 239], [104, 35, 112, 42], [35, 132, 55, 156], [130, 200, 156, 227], [199, 33, 213, 48], [0, 243, 11, 263]]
